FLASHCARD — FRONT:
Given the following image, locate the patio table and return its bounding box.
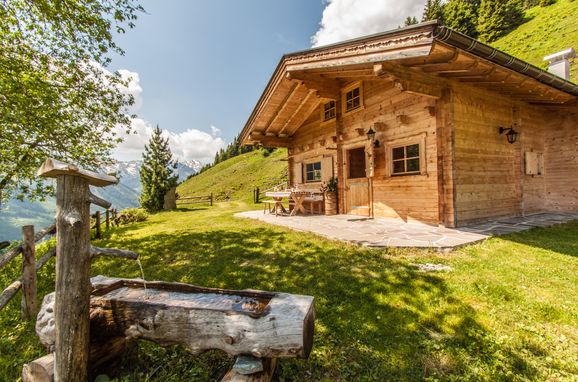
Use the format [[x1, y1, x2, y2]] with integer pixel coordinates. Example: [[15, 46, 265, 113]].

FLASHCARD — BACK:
[[264, 191, 291, 216]]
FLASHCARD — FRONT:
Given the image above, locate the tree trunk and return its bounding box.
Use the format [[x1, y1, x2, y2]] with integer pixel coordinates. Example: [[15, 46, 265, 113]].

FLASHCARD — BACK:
[[54, 175, 91, 382]]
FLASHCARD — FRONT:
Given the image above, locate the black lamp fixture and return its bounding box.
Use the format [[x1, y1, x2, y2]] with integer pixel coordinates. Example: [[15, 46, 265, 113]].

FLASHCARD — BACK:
[[499, 126, 519, 144], [366, 127, 380, 148]]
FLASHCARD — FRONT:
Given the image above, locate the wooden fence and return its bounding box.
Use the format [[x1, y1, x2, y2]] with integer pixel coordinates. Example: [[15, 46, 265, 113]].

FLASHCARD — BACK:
[[177, 193, 213, 206], [0, 207, 123, 318], [0, 223, 56, 318]]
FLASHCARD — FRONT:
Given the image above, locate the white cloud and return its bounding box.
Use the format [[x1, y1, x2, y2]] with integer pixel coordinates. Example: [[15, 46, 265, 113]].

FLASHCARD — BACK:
[[311, 0, 425, 47], [114, 119, 226, 163], [118, 69, 143, 111], [210, 125, 221, 137]]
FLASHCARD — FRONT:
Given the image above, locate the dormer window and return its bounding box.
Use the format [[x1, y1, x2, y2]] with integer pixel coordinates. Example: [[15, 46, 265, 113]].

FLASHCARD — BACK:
[[323, 101, 336, 121]]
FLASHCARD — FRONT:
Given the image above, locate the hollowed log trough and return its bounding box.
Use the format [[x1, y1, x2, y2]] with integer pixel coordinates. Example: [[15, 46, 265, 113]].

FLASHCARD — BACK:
[[28, 276, 315, 381]]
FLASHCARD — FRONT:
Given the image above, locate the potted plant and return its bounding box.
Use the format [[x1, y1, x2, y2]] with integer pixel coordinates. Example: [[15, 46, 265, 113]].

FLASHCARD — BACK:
[[320, 177, 338, 215]]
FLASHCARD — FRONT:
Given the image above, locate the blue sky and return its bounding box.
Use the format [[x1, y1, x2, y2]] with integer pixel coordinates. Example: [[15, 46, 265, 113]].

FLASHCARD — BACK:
[[110, 0, 424, 162]]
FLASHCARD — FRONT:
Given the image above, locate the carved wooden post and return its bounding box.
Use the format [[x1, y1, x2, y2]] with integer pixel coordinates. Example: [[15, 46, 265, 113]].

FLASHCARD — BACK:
[[21, 225, 37, 320], [38, 159, 116, 382]]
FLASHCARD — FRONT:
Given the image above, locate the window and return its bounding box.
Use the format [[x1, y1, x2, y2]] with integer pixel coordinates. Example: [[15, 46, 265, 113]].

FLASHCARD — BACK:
[[305, 162, 322, 182], [345, 86, 361, 112], [323, 101, 336, 121], [391, 144, 420, 175]]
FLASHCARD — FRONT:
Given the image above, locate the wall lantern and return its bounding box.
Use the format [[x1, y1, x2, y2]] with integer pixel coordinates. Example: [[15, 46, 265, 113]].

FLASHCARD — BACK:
[[499, 126, 519, 144], [366, 127, 380, 148]]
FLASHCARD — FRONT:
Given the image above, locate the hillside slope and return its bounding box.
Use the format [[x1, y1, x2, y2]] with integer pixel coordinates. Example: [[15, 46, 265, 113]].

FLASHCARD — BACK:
[[177, 149, 288, 202], [492, 0, 578, 83]]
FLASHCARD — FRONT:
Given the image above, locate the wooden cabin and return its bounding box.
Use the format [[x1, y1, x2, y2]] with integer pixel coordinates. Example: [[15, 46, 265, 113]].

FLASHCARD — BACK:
[[240, 22, 578, 227]]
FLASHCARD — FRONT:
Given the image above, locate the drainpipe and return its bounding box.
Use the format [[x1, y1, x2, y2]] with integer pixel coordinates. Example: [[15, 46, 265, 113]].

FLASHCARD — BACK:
[[543, 48, 575, 80]]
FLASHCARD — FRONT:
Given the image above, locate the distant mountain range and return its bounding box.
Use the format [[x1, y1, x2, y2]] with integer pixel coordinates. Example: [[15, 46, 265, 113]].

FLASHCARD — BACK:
[[0, 160, 202, 241]]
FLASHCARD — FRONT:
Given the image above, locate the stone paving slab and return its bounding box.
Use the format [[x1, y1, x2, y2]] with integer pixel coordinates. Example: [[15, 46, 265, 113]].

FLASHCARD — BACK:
[[234, 211, 578, 249]]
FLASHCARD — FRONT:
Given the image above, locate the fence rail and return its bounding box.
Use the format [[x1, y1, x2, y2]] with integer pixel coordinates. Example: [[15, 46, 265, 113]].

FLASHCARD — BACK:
[[0, 223, 56, 316], [0, 207, 119, 316], [177, 193, 213, 206]]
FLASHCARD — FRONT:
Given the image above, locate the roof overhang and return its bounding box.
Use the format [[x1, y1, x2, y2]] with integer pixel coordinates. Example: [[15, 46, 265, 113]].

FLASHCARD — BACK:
[[241, 21, 578, 146]]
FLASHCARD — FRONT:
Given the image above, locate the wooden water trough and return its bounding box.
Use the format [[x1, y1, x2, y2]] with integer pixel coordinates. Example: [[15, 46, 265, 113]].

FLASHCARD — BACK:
[[26, 276, 315, 381]]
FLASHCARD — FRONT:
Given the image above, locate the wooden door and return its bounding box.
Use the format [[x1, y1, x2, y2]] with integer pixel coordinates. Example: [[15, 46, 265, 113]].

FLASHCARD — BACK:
[[345, 147, 370, 216]]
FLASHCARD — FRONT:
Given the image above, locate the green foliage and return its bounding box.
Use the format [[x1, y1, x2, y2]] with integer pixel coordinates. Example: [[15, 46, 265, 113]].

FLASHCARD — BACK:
[[492, 0, 578, 82], [404, 16, 419, 26], [0, 0, 144, 204], [178, 149, 288, 203], [477, 0, 525, 42], [443, 0, 480, 37], [204, 134, 256, 176], [422, 0, 445, 22], [118, 208, 148, 225], [139, 126, 178, 213]]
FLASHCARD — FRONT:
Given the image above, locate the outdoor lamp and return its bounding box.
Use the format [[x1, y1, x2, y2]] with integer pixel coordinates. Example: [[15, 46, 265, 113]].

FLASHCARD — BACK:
[[499, 126, 519, 144], [366, 127, 380, 148]]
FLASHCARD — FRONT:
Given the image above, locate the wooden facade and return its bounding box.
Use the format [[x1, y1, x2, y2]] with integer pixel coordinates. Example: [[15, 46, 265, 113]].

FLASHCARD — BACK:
[[240, 22, 578, 227]]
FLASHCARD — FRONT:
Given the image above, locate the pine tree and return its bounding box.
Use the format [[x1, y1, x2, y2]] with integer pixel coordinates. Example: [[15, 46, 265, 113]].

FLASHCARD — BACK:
[[422, 0, 445, 23], [443, 0, 479, 37], [477, 0, 524, 42], [404, 16, 419, 26], [139, 125, 178, 213]]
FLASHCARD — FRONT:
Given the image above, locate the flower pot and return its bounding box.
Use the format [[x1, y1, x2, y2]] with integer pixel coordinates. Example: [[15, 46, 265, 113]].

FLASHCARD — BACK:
[[324, 191, 337, 215]]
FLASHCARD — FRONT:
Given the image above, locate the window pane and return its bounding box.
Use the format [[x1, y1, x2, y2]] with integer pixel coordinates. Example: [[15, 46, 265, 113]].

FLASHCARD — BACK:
[[314, 162, 321, 170], [352, 88, 359, 97], [392, 147, 405, 160], [306, 163, 314, 172], [407, 158, 420, 172], [313, 171, 321, 181], [352, 97, 360, 109], [393, 160, 405, 174], [406, 144, 419, 158]]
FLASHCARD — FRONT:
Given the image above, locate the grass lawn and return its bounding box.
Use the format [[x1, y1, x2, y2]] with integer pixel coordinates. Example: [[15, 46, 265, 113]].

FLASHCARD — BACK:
[[1, 202, 577, 381]]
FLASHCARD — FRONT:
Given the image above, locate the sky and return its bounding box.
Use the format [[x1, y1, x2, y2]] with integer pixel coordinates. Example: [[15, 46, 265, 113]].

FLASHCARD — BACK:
[[110, 0, 425, 163]]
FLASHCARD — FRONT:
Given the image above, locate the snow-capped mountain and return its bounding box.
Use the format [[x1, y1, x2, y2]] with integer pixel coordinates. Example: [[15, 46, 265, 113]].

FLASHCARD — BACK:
[[104, 159, 203, 193]]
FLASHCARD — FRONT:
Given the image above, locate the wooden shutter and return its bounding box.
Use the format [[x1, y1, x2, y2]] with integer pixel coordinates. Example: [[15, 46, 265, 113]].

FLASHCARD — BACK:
[[525, 152, 538, 175], [321, 156, 334, 182], [293, 162, 303, 185]]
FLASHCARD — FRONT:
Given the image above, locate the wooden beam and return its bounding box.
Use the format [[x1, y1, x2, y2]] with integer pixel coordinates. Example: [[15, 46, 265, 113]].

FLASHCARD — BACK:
[[286, 71, 341, 99], [284, 97, 321, 136], [264, 82, 301, 133], [394, 79, 441, 99], [438, 67, 496, 79], [404, 50, 459, 67], [421, 60, 479, 73], [249, 133, 293, 147], [279, 89, 316, 135]]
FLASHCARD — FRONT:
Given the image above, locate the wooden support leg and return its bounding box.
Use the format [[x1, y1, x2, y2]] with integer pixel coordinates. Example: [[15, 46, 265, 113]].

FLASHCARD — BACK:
[[221, 358, 277, 382]]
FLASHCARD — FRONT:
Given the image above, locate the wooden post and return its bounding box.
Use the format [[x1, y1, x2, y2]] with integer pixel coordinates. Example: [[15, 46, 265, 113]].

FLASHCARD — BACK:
[[38, 158, 116, 382], [95, 211, 101, 239], [21, 225, 37, 320], [256, 187, 260, 203], [105, 209, 110, 230], [210, 192, 213, 206]]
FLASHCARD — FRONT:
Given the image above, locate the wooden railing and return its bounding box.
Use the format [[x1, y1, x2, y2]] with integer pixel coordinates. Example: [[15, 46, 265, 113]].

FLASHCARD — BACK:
[[177, 193, 213, 206], [90, 208, 118, 239], [0, 223, 56, 318]]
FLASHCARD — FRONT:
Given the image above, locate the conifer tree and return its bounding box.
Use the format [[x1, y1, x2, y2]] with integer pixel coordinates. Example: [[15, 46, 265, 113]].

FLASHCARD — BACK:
[[443, 0, 479, 37], [404, 16, 419, 26], [422, 0, 445, 23], [139, 126, 178, 212], [477, 0, 524, 42]]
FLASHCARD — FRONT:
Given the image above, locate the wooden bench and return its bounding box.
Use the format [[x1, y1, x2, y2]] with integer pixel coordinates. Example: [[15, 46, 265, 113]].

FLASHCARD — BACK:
[[304, 195, 324, 215]]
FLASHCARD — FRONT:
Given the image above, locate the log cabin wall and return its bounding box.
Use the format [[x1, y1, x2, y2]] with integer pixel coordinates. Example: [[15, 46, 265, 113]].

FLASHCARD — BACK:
[[451, 85, 552, 225], [339, 79, 440, 223], [544, 110, 578, 212], [288, 105, 337, 192]]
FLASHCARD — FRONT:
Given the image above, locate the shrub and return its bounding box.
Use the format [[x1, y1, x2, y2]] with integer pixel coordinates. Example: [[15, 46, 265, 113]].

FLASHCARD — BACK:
[[116, 208, 148, 226]]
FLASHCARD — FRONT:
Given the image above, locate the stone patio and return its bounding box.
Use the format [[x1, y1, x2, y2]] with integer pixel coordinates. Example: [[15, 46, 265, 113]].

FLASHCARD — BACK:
[[235, 211, 578, 250]]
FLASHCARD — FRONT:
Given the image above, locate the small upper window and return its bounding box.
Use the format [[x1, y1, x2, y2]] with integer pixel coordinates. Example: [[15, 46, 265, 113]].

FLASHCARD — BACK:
[[323, 101, 336, 121], [345, 86, 361, 112], [305, 162, 322, 182], [392, 144, 420, 175]]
